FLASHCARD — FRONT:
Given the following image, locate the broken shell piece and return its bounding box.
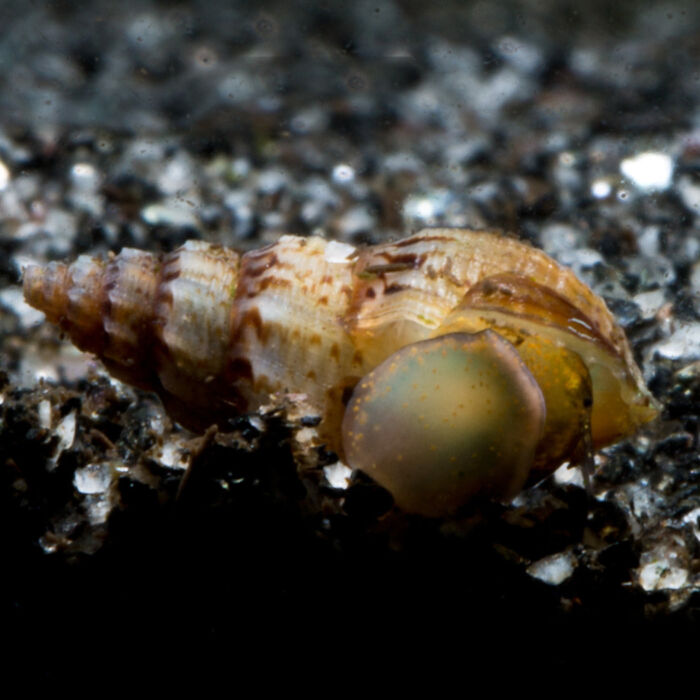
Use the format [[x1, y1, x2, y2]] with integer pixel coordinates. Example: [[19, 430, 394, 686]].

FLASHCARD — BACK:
[[342, 331, 546, 517]]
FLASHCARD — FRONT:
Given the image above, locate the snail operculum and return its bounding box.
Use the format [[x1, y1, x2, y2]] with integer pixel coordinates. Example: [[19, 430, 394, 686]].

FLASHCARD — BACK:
[[341, 330, 547, 517]]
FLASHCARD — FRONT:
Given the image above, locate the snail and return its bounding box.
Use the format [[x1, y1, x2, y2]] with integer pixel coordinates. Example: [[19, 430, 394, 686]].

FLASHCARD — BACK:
[[23, 228, 658, 516]]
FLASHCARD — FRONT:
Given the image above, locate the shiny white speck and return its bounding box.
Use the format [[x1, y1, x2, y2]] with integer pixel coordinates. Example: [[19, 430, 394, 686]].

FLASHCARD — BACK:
[[653, 322, 700, 361], [527, 551, 576, 586], [231, 157, 250, 179], [590, 178, 612, 199], [638, 561, 688, 591], [74, 462, 113, 494], [558, 151, 575, 167], [553, 462, 584, 487], [32, 366, 59, 383], [54, 411, 77, 456], [403, 189, 453, 224], [155, 439, 190, 470], [638, 543, 689, 592], [682, 507, 700, 543], [38, 400, 52, 430], [0, 159, 10, 190], [633, 289, 665, 320], [323, 461, 353, 489], [86, 497, 111, 525], [142, 202, 198, 228], [324, 240, 356, 263], [404, 195, 435, 220], [71, 162, 97, 180], [620, 151, 673, 191], [332, 163, 355, 184]]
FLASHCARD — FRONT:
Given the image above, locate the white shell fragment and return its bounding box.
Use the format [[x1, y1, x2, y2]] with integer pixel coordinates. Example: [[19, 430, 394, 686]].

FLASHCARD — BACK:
[[527, 550, 577, 586]]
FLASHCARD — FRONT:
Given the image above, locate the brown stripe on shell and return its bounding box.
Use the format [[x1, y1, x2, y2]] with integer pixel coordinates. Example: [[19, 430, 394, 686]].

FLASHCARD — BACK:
[[391, 233, 455, 248]]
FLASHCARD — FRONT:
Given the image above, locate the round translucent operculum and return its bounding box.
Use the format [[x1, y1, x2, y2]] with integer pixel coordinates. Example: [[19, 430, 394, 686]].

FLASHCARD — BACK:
[[342, 330, 546, 517]]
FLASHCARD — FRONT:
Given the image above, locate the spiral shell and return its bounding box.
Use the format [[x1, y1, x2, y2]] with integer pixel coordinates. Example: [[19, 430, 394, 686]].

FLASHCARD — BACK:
[[23, 229, 658, 516]]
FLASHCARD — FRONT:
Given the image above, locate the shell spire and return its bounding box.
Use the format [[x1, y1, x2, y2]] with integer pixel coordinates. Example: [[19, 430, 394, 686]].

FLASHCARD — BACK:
[[23, 241, 241, 429], [24, 251, 158, 381]]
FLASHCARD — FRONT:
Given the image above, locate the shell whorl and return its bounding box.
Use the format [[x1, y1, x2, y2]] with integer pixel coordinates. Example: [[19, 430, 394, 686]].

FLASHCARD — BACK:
[[23, 250, 159, 380], [23, 241, 241, 427]]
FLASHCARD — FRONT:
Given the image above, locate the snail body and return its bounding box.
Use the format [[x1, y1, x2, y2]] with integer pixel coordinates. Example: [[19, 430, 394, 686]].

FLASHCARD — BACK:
[[23, 229, 658, 516]]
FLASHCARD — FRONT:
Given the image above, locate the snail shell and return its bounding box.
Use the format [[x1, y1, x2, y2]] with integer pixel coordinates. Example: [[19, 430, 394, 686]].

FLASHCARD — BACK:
[[23, 229, 658, 516]]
